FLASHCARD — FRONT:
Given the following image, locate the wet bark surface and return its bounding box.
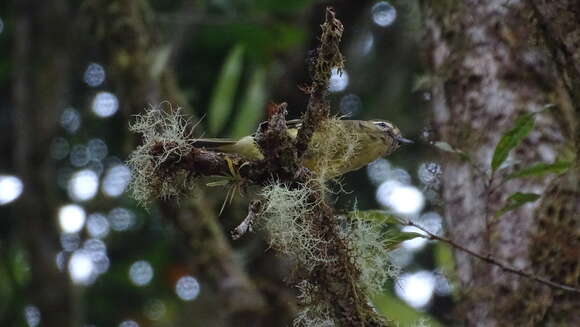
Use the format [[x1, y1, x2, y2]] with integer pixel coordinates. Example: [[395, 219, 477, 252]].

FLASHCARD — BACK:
[[423, 0, 579, 325]]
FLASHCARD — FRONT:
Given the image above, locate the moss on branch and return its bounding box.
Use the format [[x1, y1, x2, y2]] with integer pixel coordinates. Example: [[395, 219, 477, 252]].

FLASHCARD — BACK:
[[128, 7, 393, 326]]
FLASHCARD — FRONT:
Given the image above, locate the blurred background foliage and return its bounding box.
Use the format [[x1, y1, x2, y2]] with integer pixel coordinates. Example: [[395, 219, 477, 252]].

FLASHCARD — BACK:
[[0, 0, 456, 326]]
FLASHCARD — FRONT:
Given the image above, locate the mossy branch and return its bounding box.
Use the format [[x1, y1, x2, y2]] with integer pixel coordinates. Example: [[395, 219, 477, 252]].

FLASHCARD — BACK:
[[295, 7, 344, 159], [128, 7, 392, 326]]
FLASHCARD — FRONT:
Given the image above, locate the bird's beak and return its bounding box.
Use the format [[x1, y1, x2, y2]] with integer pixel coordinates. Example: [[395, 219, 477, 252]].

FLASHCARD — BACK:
[[395, 136, 414, 144]]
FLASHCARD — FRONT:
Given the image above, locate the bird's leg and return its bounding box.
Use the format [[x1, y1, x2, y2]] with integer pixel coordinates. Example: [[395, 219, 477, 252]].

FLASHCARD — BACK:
[[205, 157, 248, 215]]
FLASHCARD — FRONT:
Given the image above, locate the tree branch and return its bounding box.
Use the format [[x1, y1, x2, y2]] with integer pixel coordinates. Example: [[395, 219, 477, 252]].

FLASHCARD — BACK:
[[130, 7, 390, 326], [295, 7, 343, 158], [401, 219, 580, 294]]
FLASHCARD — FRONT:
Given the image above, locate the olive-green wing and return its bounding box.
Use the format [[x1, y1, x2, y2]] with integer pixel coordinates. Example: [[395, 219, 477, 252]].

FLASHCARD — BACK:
[[193, 119, 303, 148]]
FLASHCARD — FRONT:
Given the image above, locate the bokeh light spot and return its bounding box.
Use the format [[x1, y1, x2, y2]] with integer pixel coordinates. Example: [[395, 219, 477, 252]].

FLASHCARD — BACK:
[[50, 137, 70, 160], [86, 160, 104, 177], [129, 260, 154, 286], [83, 63, 106, 87], [55, 251, 66, 271], [360, 32, 374, 55], [328, 68, 349, 92], [24, 305, 41, 327], [87, 138, 108, 161], [372, 1, 397, 27], [60, 108, 81, 134], [175, 275, 200, 301], [70, 145, 90, 167], [68, 250, 95, 285], [144, 299, 166, 321], [92, 92, 119, 118], [58, 204, 86, 233], [434, 272, 453, 296], [418, 162, 442, 188], [93, 255, 110, 275], [367, 159, 391, 186], [82, 238, 109, 275], [395, 271, 436, 308], [388, 168, 411, 185], [367, 161, 411, 186], [418, 211, 442, 236], [376, 181, 425, 215], [86, 213, 110, 238], [83, 238, 107, 259], [119, 320, 139, 327], [0, 175, 24, 205], [339, 94, 362, 115], [102, 164, 131, 197], [68, 169, 99, 202], [60, 232, 81, 252], [109, 207, 135, 231], [388, 247, 413, 267]]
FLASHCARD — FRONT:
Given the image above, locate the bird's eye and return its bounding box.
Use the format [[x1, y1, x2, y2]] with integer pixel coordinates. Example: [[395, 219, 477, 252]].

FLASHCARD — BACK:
[[376, 122, 388, 129]]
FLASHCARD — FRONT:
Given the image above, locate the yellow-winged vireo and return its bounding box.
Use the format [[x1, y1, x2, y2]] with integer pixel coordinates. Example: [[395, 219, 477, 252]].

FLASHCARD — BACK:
[[194, 119, 411, 178]]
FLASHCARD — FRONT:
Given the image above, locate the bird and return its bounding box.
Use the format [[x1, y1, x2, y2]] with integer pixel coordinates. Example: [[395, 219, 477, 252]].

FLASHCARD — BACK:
[[194, 119, 412, 178]]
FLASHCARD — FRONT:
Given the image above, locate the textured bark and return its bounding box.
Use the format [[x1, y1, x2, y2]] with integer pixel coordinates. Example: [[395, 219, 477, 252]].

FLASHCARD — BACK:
[[423, 0, 579, 325], [524, 2, 580, 325], [530, 1, 580, 147]]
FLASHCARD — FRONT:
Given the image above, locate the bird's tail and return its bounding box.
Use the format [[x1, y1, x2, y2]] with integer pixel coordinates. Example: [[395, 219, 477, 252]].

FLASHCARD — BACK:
[[193, 138, 238, 149]]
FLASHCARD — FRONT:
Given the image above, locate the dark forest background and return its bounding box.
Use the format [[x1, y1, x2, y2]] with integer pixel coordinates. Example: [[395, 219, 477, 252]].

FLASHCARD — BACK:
[[2, 0, 579, 326]]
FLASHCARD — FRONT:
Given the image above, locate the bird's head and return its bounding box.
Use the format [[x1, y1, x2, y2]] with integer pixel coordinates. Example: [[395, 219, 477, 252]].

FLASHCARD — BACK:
[[372, 120, 413, 147]]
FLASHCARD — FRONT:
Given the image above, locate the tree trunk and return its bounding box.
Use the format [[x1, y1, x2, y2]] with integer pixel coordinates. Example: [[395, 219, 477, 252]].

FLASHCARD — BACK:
[[423, 0, 579, 325], [11, 0, 73, 326]]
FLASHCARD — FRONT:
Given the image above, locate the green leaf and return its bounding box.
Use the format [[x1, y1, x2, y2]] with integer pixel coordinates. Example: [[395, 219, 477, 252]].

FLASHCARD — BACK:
[[507, 160, 572, 180], [208, 45, 245, 135], [433, 141, 470, 161], [495, 192, 541, 218], [230, 66, 267, 138], [435, 243, 455, 275], [383, 231, 426, 251], [372, 293, 442, 326], [352, 210, 399, 226], [433, 141, 457, 153], [491, 113, 536, 172], [349, 211, 425, 250], [434, 243, 460, 300]]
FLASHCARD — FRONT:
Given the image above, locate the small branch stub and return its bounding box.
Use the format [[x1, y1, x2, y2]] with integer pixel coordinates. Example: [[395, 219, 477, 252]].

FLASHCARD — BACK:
[[231, 200, 262, 240]]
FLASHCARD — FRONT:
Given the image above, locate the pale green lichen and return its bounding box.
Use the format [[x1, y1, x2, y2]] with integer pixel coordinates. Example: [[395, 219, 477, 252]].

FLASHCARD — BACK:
[[306, 117, 361, 181], [341, 211, 400, 294], [259, 183, 399, 325], [127, 103, 198, 205], [293, 281, 335, 327], [258, 181, 333, 266]]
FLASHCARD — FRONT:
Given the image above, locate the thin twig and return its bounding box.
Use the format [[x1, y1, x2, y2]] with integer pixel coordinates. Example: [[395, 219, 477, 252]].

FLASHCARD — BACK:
[[401, 218, 580, 294]]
